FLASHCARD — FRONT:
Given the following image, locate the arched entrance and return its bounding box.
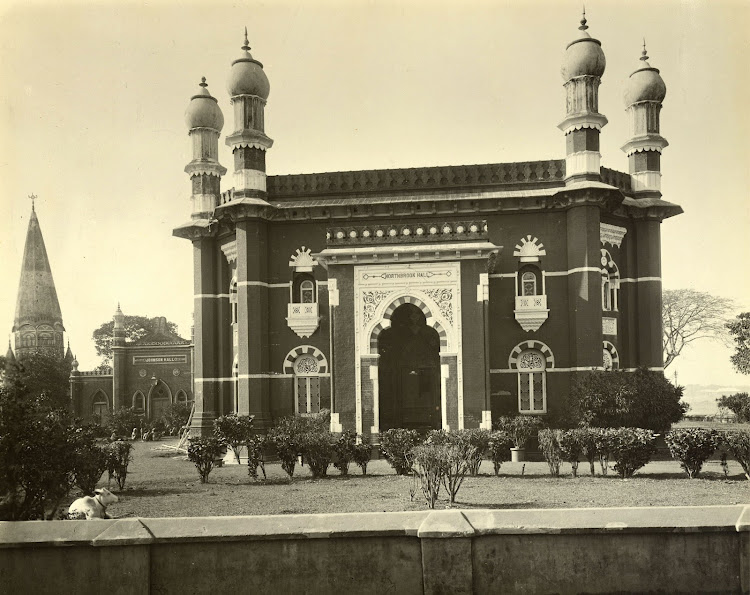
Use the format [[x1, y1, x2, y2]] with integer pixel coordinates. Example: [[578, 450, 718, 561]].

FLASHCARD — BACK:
[[378, 303, 441, 430]]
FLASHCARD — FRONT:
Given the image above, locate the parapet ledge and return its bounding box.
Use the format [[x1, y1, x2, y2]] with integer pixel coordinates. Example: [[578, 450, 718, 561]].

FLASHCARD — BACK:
[[463, 505, 748, 536], [0, 518, 154, 548], [143, 511, 429, 542], [417, 510, 475, 539]]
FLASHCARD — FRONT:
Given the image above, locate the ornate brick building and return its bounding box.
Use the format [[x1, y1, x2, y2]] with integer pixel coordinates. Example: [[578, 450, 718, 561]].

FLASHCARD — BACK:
[[174, 17, 681, 437]]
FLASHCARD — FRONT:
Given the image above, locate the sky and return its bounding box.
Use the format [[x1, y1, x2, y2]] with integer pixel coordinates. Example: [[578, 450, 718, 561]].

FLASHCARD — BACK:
[[0, 0, 748, 387]]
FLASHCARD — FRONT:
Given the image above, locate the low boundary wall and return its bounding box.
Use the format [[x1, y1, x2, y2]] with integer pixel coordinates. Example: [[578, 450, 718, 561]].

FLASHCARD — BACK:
[[1, 505, 748, 594]]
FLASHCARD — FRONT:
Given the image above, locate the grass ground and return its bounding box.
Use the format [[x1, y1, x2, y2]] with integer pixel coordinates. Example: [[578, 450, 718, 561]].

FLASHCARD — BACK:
[[80, 437, 750, 519]]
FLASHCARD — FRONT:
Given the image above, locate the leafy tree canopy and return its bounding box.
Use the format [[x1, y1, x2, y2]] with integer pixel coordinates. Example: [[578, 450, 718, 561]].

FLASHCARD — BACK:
[[726, 312, 750, 375], [716, 392, 750, 423], [92, 315, 181, 366], [4, 351, 72, 411], [568, 367, 687, 433], [662, 289, 734, 369]]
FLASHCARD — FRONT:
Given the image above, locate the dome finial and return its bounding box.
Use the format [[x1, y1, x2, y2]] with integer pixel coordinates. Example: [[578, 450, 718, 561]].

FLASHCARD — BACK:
[[28, 193, 37, 211], [579, 6, 588, 31], [640, 38, 649, 62], [200, 76, 207, 88], [242, 27, 250, 52]]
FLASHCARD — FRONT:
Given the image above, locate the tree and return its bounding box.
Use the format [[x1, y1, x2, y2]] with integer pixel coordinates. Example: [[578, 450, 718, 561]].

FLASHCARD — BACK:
[[5, 351, 72, 411], [568, 367, 687, 433], [92, 315, 181, 367], [662, 289, 734, 369], [716, 393, 750, 423], [727, 313, 750, 375]]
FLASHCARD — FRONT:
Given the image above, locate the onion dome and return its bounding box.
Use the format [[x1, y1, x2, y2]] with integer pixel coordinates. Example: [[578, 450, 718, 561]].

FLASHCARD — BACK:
[[185, 77, 224, 131], [624, 42, 666, 105], [227, 28, 270, 99], [561, 10, 606, 80]]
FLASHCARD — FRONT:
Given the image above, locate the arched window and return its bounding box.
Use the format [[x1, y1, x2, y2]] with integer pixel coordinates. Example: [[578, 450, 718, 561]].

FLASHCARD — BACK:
[[300, 280, 315, 304], [22, 334, 35, 348], [521, 272, 537, 297], [601, 250, 620, 312], [517, 349, 546, 413], [294, 355, 321, 415], [603, 342, 620, 371], [132, 391, 146, 414], [232, 355, 239, 413], [229, 277, 238, 325], [176, 390, 189, 404]]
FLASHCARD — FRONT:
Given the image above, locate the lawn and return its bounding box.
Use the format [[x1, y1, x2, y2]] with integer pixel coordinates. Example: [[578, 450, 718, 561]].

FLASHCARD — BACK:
[[80, 437, 750, 519]]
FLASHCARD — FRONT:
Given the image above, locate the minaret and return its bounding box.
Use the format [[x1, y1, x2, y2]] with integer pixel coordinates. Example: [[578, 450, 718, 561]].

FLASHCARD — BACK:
[[185, 77, 226, 218], [559, 10, 607, 183], [112, 303, 127, 410], [225, 28, 273, 197], [621, 41, 668, 198], [12, 200, 65, 359]]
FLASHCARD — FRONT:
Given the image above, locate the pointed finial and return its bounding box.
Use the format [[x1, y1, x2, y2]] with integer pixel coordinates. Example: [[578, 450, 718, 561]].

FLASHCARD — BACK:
[[579, 6, 588, 31], [242, 27, 251, 52], [28, 193, 37, 211], [199, 76, 207, 88], [640, 38, 649, 61]]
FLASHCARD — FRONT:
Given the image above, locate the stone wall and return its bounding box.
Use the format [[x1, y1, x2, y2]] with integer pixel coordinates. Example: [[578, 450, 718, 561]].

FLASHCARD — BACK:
[[1, 506, 748, 594]]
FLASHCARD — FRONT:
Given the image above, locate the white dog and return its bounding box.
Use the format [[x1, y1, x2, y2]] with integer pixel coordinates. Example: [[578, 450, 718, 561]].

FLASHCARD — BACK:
[[67, 488, 119, 520]]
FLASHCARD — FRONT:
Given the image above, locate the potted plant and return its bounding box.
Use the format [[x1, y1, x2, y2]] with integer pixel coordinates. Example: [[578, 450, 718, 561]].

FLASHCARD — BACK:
[[497, 416, 543, 462]]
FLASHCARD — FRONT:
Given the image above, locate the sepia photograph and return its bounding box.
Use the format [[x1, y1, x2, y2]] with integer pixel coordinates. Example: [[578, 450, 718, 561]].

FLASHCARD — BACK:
[[1, 0, 749, 593]]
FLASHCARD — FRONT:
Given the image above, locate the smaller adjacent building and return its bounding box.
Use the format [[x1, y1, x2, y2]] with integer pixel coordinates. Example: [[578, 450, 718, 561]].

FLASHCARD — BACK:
[[69, 307, 194, 422]]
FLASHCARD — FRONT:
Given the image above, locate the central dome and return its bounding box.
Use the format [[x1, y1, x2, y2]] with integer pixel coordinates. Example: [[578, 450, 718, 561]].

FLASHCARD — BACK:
[[561, 16, 606, 80], [227, 31, 270, 100]]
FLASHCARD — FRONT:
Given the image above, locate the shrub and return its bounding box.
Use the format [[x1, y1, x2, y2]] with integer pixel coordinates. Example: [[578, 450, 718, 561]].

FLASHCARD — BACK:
[[380, 428, 421, 475], [161, 402, 192, 434], [269, 422, 300, 479], [334, 431, 357, 475], [441, 442, 475, 504], [187, 436, 225, 483], [537, 429, 564, 477], [578, 427, 599, 476], [487, 430, 513, 476], [299, 431, 335, 478], [409, 443, 446, 509], [103, 440, 134, 490], [593, 428, 618, 476], [462, 429, 491, 475], [106, 407, 142, 438], [73, 443, 108, 495], [246, 435, 267, 480], [353, 440, 372, 475], [494, 415, 543, 449], [665, 428, 720, 479], [609, 428, 657, 478], [568, 368, 687, 432], [722, 430, 750, 479], [213, 413, 255, 464], [558, 429, 585, 478], [716, 393, 750, 423]]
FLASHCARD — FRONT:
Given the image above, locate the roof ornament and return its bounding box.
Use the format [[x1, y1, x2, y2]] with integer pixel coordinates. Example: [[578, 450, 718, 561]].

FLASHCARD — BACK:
[[641, 38, 649, 62], [579, 6, 588, 31], [199, 76, 207, 88], [242, 27, 251, 52], [28, 193, 37, 211]]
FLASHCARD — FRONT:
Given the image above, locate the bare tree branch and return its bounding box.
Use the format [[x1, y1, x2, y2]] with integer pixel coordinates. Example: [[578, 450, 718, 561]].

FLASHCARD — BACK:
[[662, 289, 734, 369]]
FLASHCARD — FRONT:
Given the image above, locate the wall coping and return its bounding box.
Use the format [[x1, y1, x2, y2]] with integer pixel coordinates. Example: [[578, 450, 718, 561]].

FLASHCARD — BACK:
[[1, 505, 748, 548]]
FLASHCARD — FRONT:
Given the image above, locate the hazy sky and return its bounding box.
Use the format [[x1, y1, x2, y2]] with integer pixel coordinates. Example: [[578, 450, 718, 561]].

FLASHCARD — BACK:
[[1, 0, 748, 387]]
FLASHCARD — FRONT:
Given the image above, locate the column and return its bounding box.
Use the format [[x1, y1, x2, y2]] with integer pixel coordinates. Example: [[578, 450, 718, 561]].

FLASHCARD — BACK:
[[634, 219, 663, 367]]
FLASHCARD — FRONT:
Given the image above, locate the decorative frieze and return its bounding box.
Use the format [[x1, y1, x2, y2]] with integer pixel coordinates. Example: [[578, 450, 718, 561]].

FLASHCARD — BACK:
[[326, 221, 488, 246], [600, 223, 627, 248]]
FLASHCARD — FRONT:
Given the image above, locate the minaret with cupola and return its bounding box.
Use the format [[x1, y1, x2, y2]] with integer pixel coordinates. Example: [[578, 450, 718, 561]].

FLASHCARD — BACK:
[[558, 10, 607, 183], [225, 28, 273, 198], [621, 42, 668, 198], [185, 77, 227, 218]]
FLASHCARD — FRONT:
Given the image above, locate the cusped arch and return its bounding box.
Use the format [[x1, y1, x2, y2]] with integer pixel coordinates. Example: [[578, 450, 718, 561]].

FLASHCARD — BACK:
[[508, 340, 555, 369], [368, 294, 449, 354], [283, 345, 328, 374]]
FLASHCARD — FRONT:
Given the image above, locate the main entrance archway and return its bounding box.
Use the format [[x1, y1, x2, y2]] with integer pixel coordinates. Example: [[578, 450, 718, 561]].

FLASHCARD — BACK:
[[378, 303, 441, 430]]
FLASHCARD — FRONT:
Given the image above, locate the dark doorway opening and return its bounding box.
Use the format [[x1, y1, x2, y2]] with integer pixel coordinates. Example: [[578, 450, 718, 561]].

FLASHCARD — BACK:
[[378, 303, 441, 431]]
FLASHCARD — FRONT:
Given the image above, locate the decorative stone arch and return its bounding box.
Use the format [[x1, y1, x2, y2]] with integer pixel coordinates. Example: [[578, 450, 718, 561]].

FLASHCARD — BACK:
[[147, 379, 173, 403], [368, 294, 449, 354], [603, 341, 620, 370], [508, 340, 555, 369], [282, 345, 328, 375], [132, 390, 146, 413], [175, 389, 191, 404]]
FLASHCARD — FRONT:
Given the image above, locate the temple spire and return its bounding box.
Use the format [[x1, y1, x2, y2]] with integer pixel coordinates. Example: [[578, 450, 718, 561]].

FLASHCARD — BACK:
[[12, 203, 65, 358]]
